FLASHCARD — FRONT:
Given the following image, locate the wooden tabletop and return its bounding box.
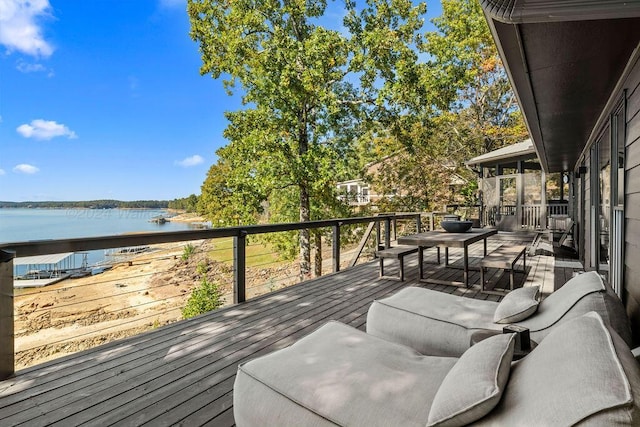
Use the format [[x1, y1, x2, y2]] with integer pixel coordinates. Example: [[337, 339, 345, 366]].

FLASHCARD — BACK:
[[398, 228, 497, 248]]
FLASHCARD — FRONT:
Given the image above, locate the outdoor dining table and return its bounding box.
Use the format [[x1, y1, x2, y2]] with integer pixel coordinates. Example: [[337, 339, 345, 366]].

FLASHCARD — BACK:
[[398, 228, 498, 287]]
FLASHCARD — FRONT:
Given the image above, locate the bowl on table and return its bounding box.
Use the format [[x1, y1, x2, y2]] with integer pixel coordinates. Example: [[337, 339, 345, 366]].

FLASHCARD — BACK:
[[441, 220, 473, 233]]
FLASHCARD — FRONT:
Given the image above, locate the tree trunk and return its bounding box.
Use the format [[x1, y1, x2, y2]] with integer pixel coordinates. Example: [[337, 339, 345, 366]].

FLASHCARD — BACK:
[[314, 231, 322, 277], [298, 105, 312, 279], [299, 184, 311, 279]]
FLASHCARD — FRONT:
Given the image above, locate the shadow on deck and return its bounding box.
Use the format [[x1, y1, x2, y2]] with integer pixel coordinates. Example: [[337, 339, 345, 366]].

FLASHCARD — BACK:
[[0, 235, 583, 426]]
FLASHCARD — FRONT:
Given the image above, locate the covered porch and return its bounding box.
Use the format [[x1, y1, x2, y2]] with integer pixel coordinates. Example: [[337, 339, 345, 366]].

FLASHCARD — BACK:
[[0, 235, 578, 425], [466, 139, 571, 231]]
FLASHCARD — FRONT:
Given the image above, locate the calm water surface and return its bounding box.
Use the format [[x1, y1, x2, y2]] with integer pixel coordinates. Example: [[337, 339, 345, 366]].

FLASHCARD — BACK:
[[0, 208, 194, 267]]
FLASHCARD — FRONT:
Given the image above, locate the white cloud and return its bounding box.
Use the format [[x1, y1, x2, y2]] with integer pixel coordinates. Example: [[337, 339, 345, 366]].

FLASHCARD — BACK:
[[16, 59, 52, 75], [176, 154, 204, 167], [17, 119, 77, 140], [0, 0, 54, 57], [0, 169, 5, 175], [13, 163, 39, 174]]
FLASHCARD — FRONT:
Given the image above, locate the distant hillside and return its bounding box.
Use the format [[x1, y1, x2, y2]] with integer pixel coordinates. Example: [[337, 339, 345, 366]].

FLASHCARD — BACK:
[[0, 200, 170, 209]]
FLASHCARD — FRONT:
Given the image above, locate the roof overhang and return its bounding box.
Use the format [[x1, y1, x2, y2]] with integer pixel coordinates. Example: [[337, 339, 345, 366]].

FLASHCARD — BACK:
[[15, 252, 74, 266], [479, 0, 640, 172], [466, 138, 536, 167]]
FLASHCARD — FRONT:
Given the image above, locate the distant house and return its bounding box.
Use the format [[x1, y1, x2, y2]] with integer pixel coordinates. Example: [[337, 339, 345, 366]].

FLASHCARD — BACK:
[[337, 153, 467, 209], [336, 179, 373, 206]]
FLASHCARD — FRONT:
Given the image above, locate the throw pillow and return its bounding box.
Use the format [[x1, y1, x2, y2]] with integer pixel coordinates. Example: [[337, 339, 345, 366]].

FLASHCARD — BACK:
[[493, 286, 540, 324], [427, 333, 515, 427]]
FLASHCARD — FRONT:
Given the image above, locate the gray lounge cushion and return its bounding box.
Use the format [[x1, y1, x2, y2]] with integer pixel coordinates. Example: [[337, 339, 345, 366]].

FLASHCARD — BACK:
[[516, 271, 603, 332], [493, 286, 539, 324], [427, 334, 515, 426], [476, 312, 640, 426], [367, 271, 632, 357], [367, 287, 497, 356], [234, 314, 640, 426], [234, 321, 457, 427]]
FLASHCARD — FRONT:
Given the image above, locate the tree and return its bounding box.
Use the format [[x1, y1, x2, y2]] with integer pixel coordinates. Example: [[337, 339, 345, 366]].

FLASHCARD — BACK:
[[366, 0, 527, 212], [188, 0, 428, 277], [197, 159, 264, 226], [169, 194, 200, 212], [424, 0, 527, 155]]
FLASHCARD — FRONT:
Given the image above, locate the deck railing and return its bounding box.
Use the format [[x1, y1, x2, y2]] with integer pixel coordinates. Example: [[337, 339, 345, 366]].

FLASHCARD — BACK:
[[0, 212, 422, 379], [483, 204, 570, 229]]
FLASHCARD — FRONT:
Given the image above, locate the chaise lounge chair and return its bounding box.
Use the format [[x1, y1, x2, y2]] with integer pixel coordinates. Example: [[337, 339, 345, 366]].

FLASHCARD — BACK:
[[233, 312, 640, 426], [366, 271, 632, 357]]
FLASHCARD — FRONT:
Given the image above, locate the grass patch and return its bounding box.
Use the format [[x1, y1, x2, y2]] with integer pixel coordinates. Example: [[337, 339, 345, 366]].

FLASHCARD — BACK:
[[208, 237, 287, 268]]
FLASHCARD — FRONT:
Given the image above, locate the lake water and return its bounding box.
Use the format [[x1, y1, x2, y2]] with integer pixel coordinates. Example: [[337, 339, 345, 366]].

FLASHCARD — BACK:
[[0, 208, 196, 268]]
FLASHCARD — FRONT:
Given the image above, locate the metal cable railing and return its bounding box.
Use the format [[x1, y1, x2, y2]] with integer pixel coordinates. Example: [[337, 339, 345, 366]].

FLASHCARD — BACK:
[[1, 213, 422, 375]]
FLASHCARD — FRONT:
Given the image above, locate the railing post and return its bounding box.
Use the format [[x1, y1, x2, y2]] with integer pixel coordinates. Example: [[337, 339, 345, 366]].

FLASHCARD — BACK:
[[0, 250, 15, 379], [233, 231, 247, 304], [415, 213, 422, 233], [384, 217, 391, 249], [376, 220, 382, 251], [332, 223, 340, 273], [392, 216, 397, 241]]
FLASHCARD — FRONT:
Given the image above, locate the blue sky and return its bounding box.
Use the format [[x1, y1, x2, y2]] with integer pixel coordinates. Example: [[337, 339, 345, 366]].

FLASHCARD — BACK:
[[0, 0, 440, 202]]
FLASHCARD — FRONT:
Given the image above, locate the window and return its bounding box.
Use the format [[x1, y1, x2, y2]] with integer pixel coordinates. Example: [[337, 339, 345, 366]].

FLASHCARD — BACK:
[[599, 127, 611, 275], [610, 97, 626, 297]]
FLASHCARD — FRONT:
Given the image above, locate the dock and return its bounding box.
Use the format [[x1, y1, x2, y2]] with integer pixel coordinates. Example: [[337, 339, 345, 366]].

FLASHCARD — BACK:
[[13, 253, 76, 288]]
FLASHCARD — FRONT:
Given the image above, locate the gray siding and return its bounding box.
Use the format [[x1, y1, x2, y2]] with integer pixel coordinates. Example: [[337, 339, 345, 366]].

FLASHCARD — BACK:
[[625, 54, 640, 343], [576, 52, 640, 343]]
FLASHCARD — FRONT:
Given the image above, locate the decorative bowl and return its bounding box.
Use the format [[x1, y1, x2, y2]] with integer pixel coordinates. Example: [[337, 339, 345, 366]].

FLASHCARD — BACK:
[[441, 220, 473, 233]]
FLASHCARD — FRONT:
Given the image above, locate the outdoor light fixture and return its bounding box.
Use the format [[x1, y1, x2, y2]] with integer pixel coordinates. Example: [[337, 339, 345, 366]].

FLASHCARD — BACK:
[[575, 166, 588, 178]]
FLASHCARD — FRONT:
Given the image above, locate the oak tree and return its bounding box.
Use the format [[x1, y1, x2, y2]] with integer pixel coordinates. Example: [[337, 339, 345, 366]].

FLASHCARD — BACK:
[[189, 0, 428, 277]]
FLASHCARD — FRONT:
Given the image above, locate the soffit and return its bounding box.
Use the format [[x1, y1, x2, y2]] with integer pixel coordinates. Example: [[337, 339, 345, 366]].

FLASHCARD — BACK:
[[482, 1, 640, 172]]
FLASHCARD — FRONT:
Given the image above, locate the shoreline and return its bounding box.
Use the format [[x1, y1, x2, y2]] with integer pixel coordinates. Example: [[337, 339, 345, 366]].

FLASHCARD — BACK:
[[13, 239, 225, 369], [166, 212, 207, 223]]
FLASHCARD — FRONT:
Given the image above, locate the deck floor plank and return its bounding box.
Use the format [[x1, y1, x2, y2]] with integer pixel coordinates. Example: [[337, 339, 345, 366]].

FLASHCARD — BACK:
[[80, 277, 410, 426], [0, 234, 574, 426], [0, 265, 377, 405]]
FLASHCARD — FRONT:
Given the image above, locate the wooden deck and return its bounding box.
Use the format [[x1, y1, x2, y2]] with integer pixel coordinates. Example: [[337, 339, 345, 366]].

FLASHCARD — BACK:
[[0, 236, 582, 426]]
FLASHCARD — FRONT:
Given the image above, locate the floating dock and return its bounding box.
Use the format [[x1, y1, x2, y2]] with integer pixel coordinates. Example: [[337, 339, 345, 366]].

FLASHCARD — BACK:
[[13, 252, 75, 288]]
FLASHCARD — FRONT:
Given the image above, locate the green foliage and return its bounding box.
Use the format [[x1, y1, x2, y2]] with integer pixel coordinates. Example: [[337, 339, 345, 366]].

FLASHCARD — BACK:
[[168, 194, 200, 212], [424, 0, 527, 153], [182, 261, 224, 319], [368, 0, 527, 211], [0, 200, 169, 209], [189, 0, 528, 271], [181, 244, 196, 261], [188, 0, 430, 276]]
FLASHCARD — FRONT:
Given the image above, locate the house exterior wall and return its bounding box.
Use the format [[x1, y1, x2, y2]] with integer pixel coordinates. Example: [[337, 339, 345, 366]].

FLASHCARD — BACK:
[[624, 53, 640, 343], [577, 49, 640, 343]]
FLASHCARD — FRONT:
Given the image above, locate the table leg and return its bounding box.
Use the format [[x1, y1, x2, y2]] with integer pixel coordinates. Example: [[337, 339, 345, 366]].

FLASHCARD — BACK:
[[418, 246, 424, 279], [445, 247, 449, 266], [484, 238, 487, 256]]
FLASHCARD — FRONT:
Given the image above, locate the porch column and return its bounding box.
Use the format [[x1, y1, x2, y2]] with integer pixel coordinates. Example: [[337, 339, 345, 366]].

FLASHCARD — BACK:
[[516, 161, 524, 229], [541, 170, 548, 229]]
